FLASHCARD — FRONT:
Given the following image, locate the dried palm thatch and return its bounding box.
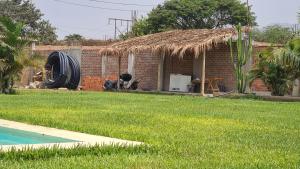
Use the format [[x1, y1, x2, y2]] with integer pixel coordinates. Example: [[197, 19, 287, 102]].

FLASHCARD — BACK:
[[99, 27, 249, 58]]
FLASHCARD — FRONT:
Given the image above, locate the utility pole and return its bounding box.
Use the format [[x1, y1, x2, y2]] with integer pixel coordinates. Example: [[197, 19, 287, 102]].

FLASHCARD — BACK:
[[131, 10, 138, 25], [292, 24, 300, 37], [108, 10, 139, 40], [108, 18, 133, 40]]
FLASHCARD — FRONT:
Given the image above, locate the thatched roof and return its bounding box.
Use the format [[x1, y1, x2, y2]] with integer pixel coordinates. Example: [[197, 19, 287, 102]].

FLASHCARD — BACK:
[[99, 27, 249, 58], [33, 45, 107, 51]]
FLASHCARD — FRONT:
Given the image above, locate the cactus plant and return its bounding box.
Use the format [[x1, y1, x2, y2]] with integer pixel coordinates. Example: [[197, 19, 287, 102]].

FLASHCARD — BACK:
[[229, 24, 253, 93]]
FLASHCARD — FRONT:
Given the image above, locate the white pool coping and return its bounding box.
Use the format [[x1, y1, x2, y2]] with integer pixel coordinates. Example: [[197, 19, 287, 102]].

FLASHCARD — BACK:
[[0, 119, 143, 152]]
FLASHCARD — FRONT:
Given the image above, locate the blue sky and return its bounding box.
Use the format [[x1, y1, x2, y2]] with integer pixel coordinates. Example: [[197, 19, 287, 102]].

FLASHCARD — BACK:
[[33, 0, 300, 40]]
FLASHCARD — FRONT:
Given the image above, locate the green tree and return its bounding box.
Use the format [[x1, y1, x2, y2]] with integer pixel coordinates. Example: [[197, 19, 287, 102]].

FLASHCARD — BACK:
[[0, 16, 44, 94], [35, 20, 57, 44], [131, 18, 152, 37], [250, 48, 290, 96], [253, 25, 294, 44], [0, 0, 57, 44], [131, 0, 256, 36], [0, 17, 28, 94], [250, 38, 300, 96], [279, 38, 300, 78], [64, 34, 84, 45]]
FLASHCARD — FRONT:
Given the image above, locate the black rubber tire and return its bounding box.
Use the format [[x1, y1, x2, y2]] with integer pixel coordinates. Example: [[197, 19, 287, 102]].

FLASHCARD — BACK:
[[45, 51, 80, 89], [65, 54, 81, 90], [45, 51, 69, 89]]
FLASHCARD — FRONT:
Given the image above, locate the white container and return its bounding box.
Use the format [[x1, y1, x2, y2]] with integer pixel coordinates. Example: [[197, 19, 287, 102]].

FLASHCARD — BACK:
[[169, 74, 191, 92]]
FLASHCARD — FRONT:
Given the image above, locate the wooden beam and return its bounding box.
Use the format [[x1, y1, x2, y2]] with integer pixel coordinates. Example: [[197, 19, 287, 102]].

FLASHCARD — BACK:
[[101, 55, 107, 77], [201, 50, 206, 96], [117, 56, 121, 90], [157, 55, 164, 91]]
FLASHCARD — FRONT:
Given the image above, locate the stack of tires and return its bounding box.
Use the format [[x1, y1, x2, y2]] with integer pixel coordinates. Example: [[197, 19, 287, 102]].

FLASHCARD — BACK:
[[44, 51, 80, 90]]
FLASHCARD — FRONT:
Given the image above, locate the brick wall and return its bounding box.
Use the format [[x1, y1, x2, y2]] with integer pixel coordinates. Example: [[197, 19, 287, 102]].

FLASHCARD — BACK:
[[32, 47, 103, 79], [251, 79, 269, 91], [103, 56, 128, 77], [32, 48, 102, 82], [163, 44, 235, 92], [102, 52, 160, 91], [82, 76, 104, 91], [163, 55, 194, 91], [135, 51, 160, 91], [81, 49, 102, 78], [206, 44, 236, 91], [27, 45, 271, 92], [250, 47, 270, 92], [20, 48, 69, 86], [104, 56, 119, 77], [29, 46, 104, 90]]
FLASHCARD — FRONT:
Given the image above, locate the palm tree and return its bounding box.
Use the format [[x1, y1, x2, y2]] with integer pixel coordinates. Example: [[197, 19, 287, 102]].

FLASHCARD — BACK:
[[250, 38, 300, 96], [282, 39, 300, 95], [249, 48, 290, 96], [278, 39, 300, 78], [0, 17, 28, 93]]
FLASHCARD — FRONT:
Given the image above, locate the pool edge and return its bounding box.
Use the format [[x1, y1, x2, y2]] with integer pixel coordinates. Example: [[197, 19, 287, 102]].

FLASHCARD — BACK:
[[0, 119, 143, 152]]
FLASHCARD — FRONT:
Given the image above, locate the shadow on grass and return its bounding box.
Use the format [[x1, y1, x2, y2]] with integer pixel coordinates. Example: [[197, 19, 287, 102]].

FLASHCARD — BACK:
[[219, 93, 263, 100], [0, 145, 157, 161]]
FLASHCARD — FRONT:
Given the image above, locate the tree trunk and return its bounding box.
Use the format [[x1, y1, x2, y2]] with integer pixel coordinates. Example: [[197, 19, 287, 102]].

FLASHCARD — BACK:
[[292, 79, 300, 97]]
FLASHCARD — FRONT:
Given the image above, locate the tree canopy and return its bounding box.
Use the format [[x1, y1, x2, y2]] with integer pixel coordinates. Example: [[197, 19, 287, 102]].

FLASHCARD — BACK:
[[0, 0, 57, 44], [0, 17, 28, 93], [250, 38, 300, 96], [0, 16, 44, 94], [64, 34, 85, 45], [64, 34, 84, 41], [131, 0, 256, 36], [253, 25, 295, 44]]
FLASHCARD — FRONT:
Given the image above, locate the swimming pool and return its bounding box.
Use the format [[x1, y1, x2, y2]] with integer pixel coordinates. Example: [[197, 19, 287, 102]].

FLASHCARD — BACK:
[[0, 119, 142, 152], [0, 126, 77, 145]]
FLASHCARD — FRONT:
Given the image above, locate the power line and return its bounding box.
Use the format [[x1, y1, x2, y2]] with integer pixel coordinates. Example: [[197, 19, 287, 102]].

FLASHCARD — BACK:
[[56, 28, 74, 35], [108, 11, 138, 39], [87, 0, 155, 7], [52, 0, 136, 12], [109, 18, 133, 39], [57, 24, 104, 31]]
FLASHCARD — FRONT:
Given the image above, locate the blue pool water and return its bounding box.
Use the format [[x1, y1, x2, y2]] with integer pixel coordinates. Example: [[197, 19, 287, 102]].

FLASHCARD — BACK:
[[0, 126, 77, 145]]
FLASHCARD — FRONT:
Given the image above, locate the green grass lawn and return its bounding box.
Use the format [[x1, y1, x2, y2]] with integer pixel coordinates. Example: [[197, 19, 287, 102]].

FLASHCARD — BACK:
[[0, 90, 299, 169]]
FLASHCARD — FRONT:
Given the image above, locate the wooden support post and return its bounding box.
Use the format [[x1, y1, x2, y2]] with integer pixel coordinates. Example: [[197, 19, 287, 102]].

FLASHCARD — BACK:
[[117, 56, 121, 90], [157, 55, 164, 91], [157, 58, 161, 91], [101, 55, 107, 77], [201, 50, 206, 96]]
